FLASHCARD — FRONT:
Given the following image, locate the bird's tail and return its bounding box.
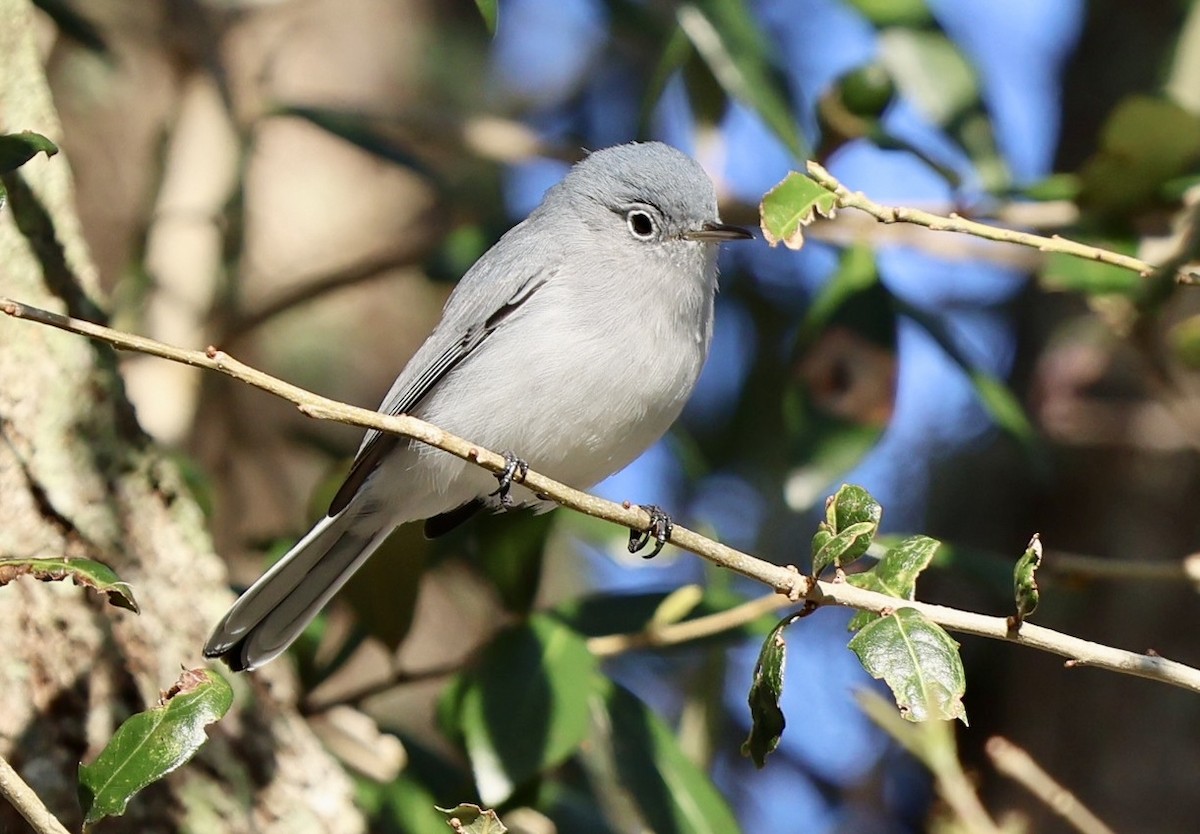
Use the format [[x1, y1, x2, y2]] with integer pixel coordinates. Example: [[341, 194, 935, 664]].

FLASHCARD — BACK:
[[204, 511, 389, 671]]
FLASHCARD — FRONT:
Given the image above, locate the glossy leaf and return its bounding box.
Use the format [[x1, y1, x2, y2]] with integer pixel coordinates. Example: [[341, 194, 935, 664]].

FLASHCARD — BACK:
[[811, 484, 882, 577], [598, 680, 742, 834], [742, 612, 802, 767], [455, 615, 598, 805], [0, 557, 138, 612], [849, 608, 967, 724], [760, 172, 838, 249], [0, 131, 58, 175], [1012, 533, 1043, 627], [78, 669, 233, 825], [437, 803, 507, 833], [846, 535, 940, 631], [679, 1, 805, 158]]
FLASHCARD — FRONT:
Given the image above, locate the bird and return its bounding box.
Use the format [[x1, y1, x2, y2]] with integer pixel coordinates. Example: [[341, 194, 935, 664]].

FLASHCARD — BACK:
[[204, 141, 752, 671]]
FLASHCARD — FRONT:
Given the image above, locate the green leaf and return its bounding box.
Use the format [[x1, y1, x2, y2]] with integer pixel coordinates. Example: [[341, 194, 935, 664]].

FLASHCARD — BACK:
[[473, 0, 498, 35], [342, 524, 428, 649], [1012, 533, 1042, 626], [454, 615, 598, 805], [0, 557, 138, 612], [876, 29, 1008, 189], [437, 803, 508, 833], [78, 668, 233, 825], [759, 171, 838, 249], [1040, 249, 1141, 297], [596, 680, 742, 834], [1020, 173, 1082, 202], [466, 510, 552, 614], [1079, 95, 1200, 218], [741, 612, 802, 767], [383, 775, 451, 833], [0, 131, 59, 175], [898, 300, 1039, 450], [878, 29, 977, 128], [848, 608, 967, 724], [678, 1, 805, 159], [798, 243, 880, 344], [846, 535, 940, 631], [845, 0, 932, 26], [811, 484, 882, 577]]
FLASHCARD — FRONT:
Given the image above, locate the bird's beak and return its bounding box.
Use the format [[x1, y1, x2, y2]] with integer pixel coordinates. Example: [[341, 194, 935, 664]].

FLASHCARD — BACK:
[[683, 221, 754, 242]]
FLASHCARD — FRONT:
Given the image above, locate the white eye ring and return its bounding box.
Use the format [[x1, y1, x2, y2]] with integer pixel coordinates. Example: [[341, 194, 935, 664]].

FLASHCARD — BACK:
[[626, 209, 657, 240]]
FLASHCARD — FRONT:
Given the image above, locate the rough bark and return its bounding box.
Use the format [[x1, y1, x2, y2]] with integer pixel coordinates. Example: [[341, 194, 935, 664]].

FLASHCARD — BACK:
[[0, 0, 362, 830]]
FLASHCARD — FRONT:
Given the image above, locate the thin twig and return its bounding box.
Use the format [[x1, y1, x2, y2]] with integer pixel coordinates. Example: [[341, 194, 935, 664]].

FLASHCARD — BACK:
[[0, 753, 71, 834], [6, 297, 1200, 694], [586, 592, 791, 657], [1045, 548, 1200, 590], [806, 162, 1200, 285], [986, 736, 1117, 834]]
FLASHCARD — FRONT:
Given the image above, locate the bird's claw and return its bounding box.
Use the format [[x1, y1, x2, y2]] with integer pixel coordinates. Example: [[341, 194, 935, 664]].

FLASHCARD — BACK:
[[490, 451, 529, 508], [628, 504, 673, 559]]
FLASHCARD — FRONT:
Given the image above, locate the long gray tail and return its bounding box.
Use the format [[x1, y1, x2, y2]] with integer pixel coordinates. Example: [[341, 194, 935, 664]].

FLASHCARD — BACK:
[[204, 511, 388, 671]]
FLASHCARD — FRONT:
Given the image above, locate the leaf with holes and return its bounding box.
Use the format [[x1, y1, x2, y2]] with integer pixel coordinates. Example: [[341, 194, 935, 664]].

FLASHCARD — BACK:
[[0, 557, 138, 612], [760, 172, 838, 249], [437, 804, 507, 834], [846, 535, 940, 631], [78, 668, 232, 825], [848, 608, 966, 724]]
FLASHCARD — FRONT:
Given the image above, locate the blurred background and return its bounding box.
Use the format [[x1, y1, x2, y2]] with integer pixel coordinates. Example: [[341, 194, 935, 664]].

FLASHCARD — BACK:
[[23, 0, 1200, 830]]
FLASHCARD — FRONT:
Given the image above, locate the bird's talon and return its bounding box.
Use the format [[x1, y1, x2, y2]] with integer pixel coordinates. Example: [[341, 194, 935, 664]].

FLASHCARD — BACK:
[[490, 451, 529, 508], [627, 504, 673, 559]]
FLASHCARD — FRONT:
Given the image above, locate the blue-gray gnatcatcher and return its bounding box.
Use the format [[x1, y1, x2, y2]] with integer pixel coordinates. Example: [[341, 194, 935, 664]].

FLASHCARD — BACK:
[[204, 141, 752, 670]]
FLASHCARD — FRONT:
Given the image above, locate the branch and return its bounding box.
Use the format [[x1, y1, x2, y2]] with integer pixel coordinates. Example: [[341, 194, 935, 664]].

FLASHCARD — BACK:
[[986, 737, 1116, 834], [5, 297, 1200, 695], [805, 162, 1200, 285], [586, 592, 792, 657], [0, 753, 71, 834]]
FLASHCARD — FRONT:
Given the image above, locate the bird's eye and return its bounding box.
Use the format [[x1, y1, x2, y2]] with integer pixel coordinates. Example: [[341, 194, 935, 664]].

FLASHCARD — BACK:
[[626, 209, 657, 240]]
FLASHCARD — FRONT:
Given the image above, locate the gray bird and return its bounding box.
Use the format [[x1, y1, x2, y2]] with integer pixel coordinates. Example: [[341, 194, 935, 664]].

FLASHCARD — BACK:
[[204, 141, 752, 671]]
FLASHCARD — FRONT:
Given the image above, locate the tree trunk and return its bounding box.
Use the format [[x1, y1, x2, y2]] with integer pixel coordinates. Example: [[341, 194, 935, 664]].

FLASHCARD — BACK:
[[0, 0, 362, 830]]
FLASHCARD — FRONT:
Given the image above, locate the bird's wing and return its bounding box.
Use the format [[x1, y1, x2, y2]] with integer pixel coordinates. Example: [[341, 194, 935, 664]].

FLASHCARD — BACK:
[[326, 268, 550, 515]]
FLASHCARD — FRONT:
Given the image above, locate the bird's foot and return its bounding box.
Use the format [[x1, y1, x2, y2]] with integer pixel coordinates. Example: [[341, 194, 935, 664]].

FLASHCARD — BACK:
[[628, 504, 673, 559], [490, 451, 529, 508]]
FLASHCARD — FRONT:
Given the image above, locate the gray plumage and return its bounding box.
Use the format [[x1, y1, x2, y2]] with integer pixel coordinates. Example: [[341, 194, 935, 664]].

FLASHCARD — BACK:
[[204, 141, 751, 671]]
